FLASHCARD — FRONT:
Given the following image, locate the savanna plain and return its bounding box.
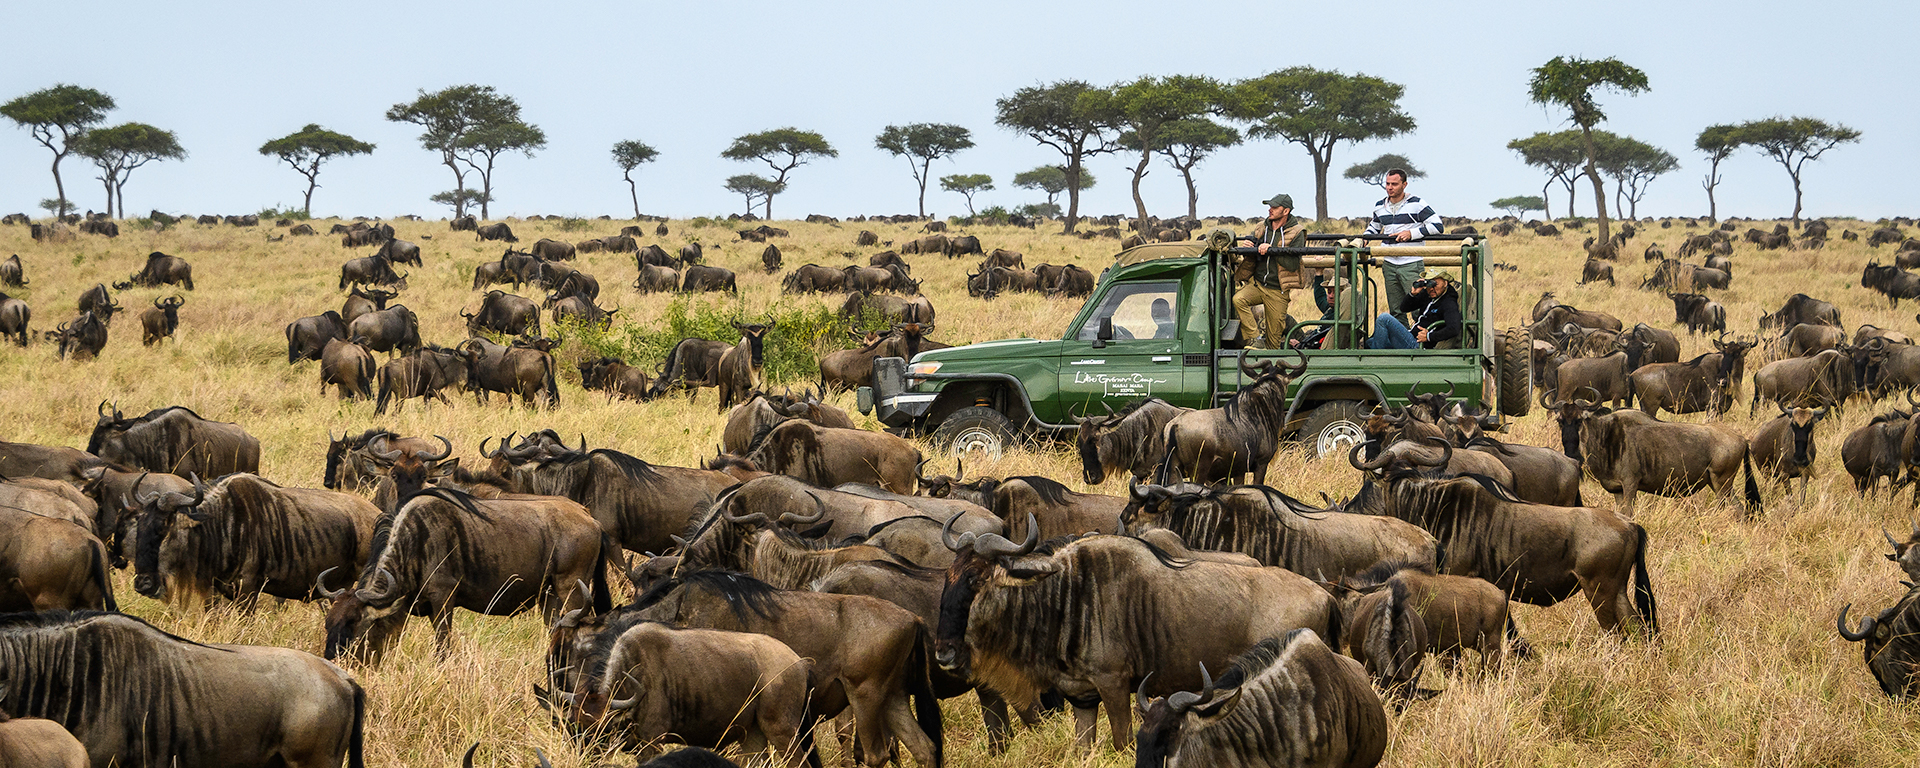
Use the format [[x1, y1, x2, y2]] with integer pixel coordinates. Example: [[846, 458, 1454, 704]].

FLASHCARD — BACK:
[[4, 211, 1919, 767]]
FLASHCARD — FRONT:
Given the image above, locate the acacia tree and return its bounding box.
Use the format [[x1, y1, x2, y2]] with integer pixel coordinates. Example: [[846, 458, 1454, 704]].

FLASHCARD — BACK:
[[1098, 75, 1222, 228], [723, 174, 784, 217], [939, 173, 993, 216], [1593, 133, 1677, 220], [1508, 131, 1588, 218], [1694, 124, 1739, 224], [611, 140, 660, 220], [1152, 118, 1240, 221], [457, 118, 544, 219], [258, 124, 375, 217], [1227, 68, 1414, 221], [1731, 116, 1861, 226], [385, 85, 519, 218], [720, 128, 836, 220], [430, 189, 486, 215], [1527, 56, 1649, 244], [1343, 153, 1424, 188], [1490, 195, 1546, 219], [874, 123, 973, 217], [72, 123, 185, 218], [0, 85, 115, 218], [995, 80, 1117, 233], [1012, 165, 1094, 217]]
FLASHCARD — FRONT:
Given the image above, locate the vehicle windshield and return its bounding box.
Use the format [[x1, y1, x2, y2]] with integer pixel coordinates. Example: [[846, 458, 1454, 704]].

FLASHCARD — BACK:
[[1071, 280, 1180, 341]]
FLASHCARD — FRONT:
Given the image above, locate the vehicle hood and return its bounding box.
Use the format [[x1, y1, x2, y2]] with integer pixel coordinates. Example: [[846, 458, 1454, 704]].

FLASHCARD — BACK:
[[912, 338, 1056, 364]]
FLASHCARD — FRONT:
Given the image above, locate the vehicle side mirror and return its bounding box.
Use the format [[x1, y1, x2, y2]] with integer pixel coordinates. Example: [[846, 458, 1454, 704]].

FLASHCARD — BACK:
[[1093, 317, 1113, 348]]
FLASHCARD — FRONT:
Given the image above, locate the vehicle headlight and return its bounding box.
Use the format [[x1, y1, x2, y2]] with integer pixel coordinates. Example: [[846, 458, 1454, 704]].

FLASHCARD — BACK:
[[908, 361, 943, 377]]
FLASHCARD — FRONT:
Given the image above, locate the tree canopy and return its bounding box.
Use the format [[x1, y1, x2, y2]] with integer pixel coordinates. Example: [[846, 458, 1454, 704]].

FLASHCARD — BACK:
[[874, 123, 973, 217], [1153, 118, 1240, 220], [1, 84, 116, 217], [611, 140, 661, 220], [1012, 165, 1095, 207], [1694, 123, 1741, 223], [995, 80, 1117, 232], [1098, 74, 1222, 227], [1592, 133, 1677, 219], [258, 124, 375, 216], [723, 174, 785, 217], [1509, 130, 1590, 219], [1729, 116, 1861, 224], [1343, 153, 1424, 187], [385, 85, 521, 218], [456, 117, 545, 219], [1527, 56, 1649, 242], [939, 173, 994, 216], [1490, 196, 1547, 218], [1227, 67, 1415, 220], [721, 128, 836, 219], [72, 122, 185, 218]]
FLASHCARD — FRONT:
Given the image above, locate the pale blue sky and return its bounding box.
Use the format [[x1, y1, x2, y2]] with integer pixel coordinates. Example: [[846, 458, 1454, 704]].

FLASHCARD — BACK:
[[3, 0, 1912, 222]]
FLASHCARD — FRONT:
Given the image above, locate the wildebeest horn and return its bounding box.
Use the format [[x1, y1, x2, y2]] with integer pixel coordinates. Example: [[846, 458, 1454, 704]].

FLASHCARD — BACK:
[[1906, 386, 1920, 408], [1886, 527, 1902, 552], [779, 492, 827, 525], [1348, 441, 1391, 472], [187, 472, 209, 504], [973, 513, 1040, 558], [369, 436, 404, 463], [1837, 603, 1875, 642], [153, 297, 164, 309], [422, 435, 453, 462], [97, 400, 110, 417], [550, 608, 586, 631], [941, 512, 977, 553], [608, 687, 641, 711], [315, 566, 347, 599], [577, 434, 588, 453], [1135, 672, 1155, 714], [1235, 349, 1271, 377], [1912, 517, 1919, 539], [1414, 436, 1454, 468], [1440, 380, 1456, 398], [356, 568, 396, 602], [720, 495, 769, 526], [479, 437, 497, 458]]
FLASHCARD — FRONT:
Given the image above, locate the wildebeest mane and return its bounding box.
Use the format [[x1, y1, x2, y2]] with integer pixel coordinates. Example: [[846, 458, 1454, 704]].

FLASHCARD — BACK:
[[1347, 559, 1435, 589], [632, 568, 783, 624], [1010, 475, 1073, 507]]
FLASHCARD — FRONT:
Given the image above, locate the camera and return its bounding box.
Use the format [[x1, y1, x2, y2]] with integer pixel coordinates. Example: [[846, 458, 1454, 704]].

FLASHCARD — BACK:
[[1412, 279, 1434, 290]]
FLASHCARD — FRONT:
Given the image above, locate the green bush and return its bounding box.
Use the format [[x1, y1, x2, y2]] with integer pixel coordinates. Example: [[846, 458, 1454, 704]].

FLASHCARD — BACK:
[[256, 205, 311, 221], [555, 217, 594, 232], [550, 296, 870, 387]]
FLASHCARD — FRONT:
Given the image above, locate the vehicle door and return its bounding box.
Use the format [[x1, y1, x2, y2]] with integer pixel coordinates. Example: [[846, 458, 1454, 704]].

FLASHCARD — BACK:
[[1057, 279, 1193, 417]]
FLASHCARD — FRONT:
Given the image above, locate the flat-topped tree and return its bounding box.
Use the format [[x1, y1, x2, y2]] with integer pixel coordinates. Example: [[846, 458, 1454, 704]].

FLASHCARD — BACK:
[[1344, 153, 1424, 189], [258, 124, 375, 217], [611, 140, 660, 221], [1489, 195, 1545, 220], [385, 85, 519, 219], [1156, 118, 1240, 221], [721, 128, 836, 220], [1227, 67, 1415, 221], [1097, 74, 1223, 229], [1527, 55, 1650, 244], [724, 174, 784, 218], [1593, 133, 1676, 220], [1012, 164, 1094, 210], [1, 84, 115, 218], [996, 80, 1118, 234], [456, 117, 544, 220], [1694, 124, 1739, 224], [939, 173, 993, 217], [72, 122, 185, 219], [1731, 116, 1860, 226], [874, 123, 973, 218], [1508, 130, 1588, 219]]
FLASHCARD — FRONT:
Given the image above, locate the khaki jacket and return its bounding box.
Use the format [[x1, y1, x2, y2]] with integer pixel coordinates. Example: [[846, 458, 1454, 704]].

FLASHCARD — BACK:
[[1235, 216, 1308, 290]]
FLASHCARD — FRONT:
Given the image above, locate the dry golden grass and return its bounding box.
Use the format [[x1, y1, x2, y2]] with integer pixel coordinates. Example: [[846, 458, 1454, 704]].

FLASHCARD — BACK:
[[4, 213, 1920, 766]]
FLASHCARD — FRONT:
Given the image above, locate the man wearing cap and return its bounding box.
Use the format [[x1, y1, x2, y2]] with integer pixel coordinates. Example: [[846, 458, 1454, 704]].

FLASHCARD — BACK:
[[1366, 266, 1461, 350], [1363, 169, 1443, 323], [1232, 193, 1308, 348]]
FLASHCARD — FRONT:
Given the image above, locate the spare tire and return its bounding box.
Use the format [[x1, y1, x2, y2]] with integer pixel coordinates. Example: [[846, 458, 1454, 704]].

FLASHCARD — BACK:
[[1499, 325, 1533, 416]]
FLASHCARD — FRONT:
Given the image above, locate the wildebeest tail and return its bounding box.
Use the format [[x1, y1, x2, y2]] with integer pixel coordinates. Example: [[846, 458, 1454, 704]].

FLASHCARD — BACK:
[[1741, 449, 1762, 516], [373, 367, 393, 415], [592, 533, 615, 613], [909, 623, 945, 767], [542, 353, 560, 409], [349, 679, 368, 768], [358, 353, 375, 399], [1323, 588, 1343, 653], [1155, 425, 1180, 485], [90, 538, 116, 611], [1630, 522, 1659, 636]]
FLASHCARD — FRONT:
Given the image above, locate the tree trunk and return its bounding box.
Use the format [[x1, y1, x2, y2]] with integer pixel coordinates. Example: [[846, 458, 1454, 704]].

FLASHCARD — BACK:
[[1130, 147, 1151, 234], [625, 173, 640, 220], [1310, 147, 1331, 222], [1182, 165, 1199, 221], [1578, 128, 1611, 244], [445, 158, 467, 219], [51, 153, 69, 217], [100, 174, 114, 218], [1789, 170, 1803, 226], [115, 181, 126, 221], [916, 159, 931, 218], [303, 178, 319, 218], [1541, 181, 1553, 222], [478, 156, 496, 220], [763, 194, 773, 220], [1063, 155, 1083, 234]]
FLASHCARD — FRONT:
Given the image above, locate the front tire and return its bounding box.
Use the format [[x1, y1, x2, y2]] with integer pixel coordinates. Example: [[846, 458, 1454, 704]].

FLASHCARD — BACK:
[[1301, 401, 1368, 459], [1499, 326, 1534, 416], [932, 406, 1017, 459]]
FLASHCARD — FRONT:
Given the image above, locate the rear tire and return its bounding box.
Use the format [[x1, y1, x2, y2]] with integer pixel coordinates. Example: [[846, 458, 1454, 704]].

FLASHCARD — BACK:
[[932, 406, 1017, 459], [1301, 401, 1368, 459], [1499, 326, 1534, 417]]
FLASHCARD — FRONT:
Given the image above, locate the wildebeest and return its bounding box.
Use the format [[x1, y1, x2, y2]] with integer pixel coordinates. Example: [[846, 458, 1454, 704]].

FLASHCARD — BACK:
[[1340, 560, 1527, 672], [321, 487, 610, 663], [137, 296, 184, 346], [818, 331, 890, 393], [678, 242, 703, 264], [946, 234, 982, 257], [0, 683, 90, 767], [374, 239, 421, 267], [557, 619, 811, 765], [1132, 630, 1386, 768], [320, 337, 376, 400], [899, 234, 947, 255], [0, 506, 115, 612], [1668, 293, 1725, 335], [1527, 303, 1623, 341], [373, 344, 470, 415], [76, 283, 119, 326], [782, 263, 848, 294], [0, 291, 28, 346], [1862, 263, 1920, 307], [1782, 322, 1846, 358], [127, 473, 379, 609], [345, 305, 420, 358], [649, 338, 733, 400], [634, 264, 680, 293], [285, 310, 347, 363], [980, 248, 1024, 270], [477, 222, 518, 242], [1074, 398, 1193, 486], [341, 287, 396, 325], [761, 244, 783, 273], [450, 215, 476, 232], [1748, 406, 1826, 501], [459, 336, 559, 408], [0, 610, 367, 768], [507, 447, 737, 555], [0, 254, 24, 287], [937, 530, 1339, 750], [550, 293, 616, 330], [1838, 586, 1920, 697], [1555, 400, 1760, 516], [1751, 348, 1853, 413], [839, 292, 937, 325], [1760, 293, 1842, 332], [1462, 434, 1585, 507], [466, 288, 545, 336], [120, 252, 194, 291], [88, 404, 260, 479], [471, 258, 514, 290], [579, 357, 653, 402], [1842, 408, 1912, 495], [1579, 258, 1615, 286], [682, 265, 738, 293], [1122, 482, 1436, 579], [337, 254, 408, 292], [1319, 574, 1427, 702], [1626, 347, 1741, 418], [57, 310, 108, 359], [322, 430, 446, 493], [715, 321, 775, 413], [1159, 353, 1308, 484], [1551, 338, 1642, 407], [1042, 264, 1095, 297], [531, 238, 576, 261], [742, 419, 923, 493]]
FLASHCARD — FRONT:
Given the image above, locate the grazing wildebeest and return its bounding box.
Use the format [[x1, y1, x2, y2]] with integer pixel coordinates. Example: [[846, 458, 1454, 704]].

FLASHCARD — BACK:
[[128, 473, 380, 609], [1579, 257, 1614, 286], [1132, 630, 1387, 768], [1668, 293, 1725, 335], [946, 234, 982, 256], [839, 292, 936, 325], [1782, 322, 1846, 358], [0, 254, 24, 287], [936, 530, 1339, 750], [459, 336, 559, 408], [1340, 560, 1528, 672], [1074, 398, 1193, 486], [0, 610, 367, 768], [1760, 293, 1843, 332], [634, 264, 680, 293], [743, 419, 923, 493], [375, 239, 421, 267], [337, 254, 407, 292], [1751, 348, 1853, 413], [715, 320, 775, 412], [450, 215, 476, 232], [319, 337, 376, 400], [1527, 304, 1623, 341], [916, 474, 1118, 545], [899, 234, 946, 255], [682, 264, 738, 293], [0, 506, 115, 612], [1862, 263, 1920, 307], [472, 258, 514, 290], [761, 243, 783, 273], [76, 283, 120, 326], [1461, 434, 1586, 506], [1159, 352, 1308, 484], [1319, 575, 1428, 702], [137, 296, 184, 346], [532, 238, 576, 261], [346, 305, 421, 357], [466, 288, 545, 336], [818, 331, 890, 393], [286, 310, 347, 363], [0, 291, 29, 346], [88, 404, 260, 479], [649, 338, 733, 400], [1842, 408, 1912, 495], [549, 293, 616, 330], [1043, 264, 1095, 297], [634, 244, 675, 268], [556, 619, 811, 765], [782, 264, 847, 294], [122, 252, 195, 290], [341, 286, 396, 325], [54, 312, 108, 360], [508, 446, 737, 555], [1121, 482, 1436, 578], [1626, 348, 1739, 418], [1555, 399, 1761, 516], [1748, 406, 1827, 501], [1838, 586, 1920, 697], [579, 357, 653, 401], [373, 344, 470, 415], [321, 487, 610, 663], [477, 222, 517, 242], [679, 242, 703, 264]]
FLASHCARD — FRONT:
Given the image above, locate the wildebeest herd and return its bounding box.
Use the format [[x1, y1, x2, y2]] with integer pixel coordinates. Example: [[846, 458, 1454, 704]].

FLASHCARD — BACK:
[[4, 212, 1920, 767]]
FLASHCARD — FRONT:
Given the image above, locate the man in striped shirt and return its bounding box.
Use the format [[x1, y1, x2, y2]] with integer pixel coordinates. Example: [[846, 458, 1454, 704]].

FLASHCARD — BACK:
[[1363, 169, 1442, 322]]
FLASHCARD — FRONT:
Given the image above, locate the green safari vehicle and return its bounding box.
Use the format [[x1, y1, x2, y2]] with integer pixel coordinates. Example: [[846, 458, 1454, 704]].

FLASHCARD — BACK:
[[859, 231, 1534, 458]]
